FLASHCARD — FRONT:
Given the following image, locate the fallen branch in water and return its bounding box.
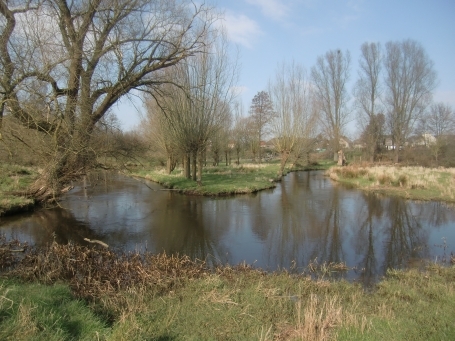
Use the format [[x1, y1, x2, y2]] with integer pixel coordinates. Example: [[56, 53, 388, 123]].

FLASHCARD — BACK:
[[83, 238, 108, 248]]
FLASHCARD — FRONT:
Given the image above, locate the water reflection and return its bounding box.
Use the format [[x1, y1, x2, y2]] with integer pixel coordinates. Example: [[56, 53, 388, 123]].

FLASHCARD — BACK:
[[1, 170, 454, 283]]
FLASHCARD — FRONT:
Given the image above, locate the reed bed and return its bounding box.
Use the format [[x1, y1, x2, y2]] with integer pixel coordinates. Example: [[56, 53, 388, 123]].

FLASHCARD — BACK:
[[3, 242, 209, 300], [327, 165, 455, 201]]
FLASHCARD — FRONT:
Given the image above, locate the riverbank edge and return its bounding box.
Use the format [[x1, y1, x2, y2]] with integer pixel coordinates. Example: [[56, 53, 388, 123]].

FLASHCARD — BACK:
[[128, 162, 332, 196], [1, 242, 454, 340], [0, 200, 35, 217], [326, 165, 455, 204], [0, 162, 331, 217]]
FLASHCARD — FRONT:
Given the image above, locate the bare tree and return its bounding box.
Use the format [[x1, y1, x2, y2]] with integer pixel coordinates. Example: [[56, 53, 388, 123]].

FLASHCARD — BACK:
[[419, 102, 455, 137], [384, 39, 437, 162], [231, 101, 246, 165], [311, 49, 351, 161], [354, 42, 384, 162], [0, 0, 213, 202], [248, 91, 275, 163], [417, 102, 455, 163], [141, 97, 180, 174], [269, 61, 318, 176], [149, 29, 237, 182]]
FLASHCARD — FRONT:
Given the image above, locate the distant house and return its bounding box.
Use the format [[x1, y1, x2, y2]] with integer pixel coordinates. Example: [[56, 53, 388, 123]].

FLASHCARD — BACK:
[[383, 136, 396, 150], [352, 139, 366, 149], [422, 133, 436, 146], [407, 133, 436, 147], [261, 140, 274, 150]]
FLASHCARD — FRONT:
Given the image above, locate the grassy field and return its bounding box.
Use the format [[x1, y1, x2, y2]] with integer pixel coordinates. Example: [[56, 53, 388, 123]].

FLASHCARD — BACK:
[[130, 161, 332, 196], [0, 164, 38, 216], [327, 165, 455, 202], [1, 241, 454, 341]]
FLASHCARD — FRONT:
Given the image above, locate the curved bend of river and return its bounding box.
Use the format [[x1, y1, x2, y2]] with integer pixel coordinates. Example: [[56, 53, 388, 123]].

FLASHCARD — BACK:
[[1, 170, 454, 285]]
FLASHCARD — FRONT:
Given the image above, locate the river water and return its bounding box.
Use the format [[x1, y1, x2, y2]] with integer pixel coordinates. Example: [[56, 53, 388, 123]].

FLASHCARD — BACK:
[[1, 170, 454, 285]]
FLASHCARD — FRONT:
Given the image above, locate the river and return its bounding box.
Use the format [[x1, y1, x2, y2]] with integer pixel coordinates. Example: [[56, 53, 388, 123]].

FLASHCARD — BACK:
[[1, 170, 454, 285]]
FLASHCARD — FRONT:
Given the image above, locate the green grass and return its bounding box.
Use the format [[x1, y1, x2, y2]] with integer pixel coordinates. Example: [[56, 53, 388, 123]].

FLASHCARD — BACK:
[[2, 242, 454, 341], [131, 161, 331, 196], [0, 280, 110, 340], [327, 165, 455, 202], [0, 164, 38, 216], [2, 265, 454, 341]]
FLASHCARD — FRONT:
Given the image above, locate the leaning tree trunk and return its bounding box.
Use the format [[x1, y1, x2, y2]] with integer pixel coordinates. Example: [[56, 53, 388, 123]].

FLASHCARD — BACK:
[[29, 151, 87, 203], [29, 128, 96, 203], [279, 151, 290, 177]]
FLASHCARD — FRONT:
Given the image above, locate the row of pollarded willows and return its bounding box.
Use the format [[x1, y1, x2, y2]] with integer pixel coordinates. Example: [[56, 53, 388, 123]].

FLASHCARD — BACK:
[[327, 165, 455, 202], [1, 238, 455, 340]]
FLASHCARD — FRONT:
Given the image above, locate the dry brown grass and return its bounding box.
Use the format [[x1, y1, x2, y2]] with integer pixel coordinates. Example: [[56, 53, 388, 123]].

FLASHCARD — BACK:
[[327, 165, 455, 201], [4, 242, 208, 300]]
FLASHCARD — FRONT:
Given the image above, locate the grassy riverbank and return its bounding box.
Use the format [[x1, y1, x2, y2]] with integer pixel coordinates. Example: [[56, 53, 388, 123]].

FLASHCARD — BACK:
[[0, 164, 37, 216], [0, 161, 330, 215], [1, 241, 454, 340], [131, 161, 331, 196], [327, 165, 455, 202]]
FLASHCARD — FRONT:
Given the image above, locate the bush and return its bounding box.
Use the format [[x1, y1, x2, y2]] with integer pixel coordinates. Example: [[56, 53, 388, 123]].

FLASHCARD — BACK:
[[378, 174, 392, 185]]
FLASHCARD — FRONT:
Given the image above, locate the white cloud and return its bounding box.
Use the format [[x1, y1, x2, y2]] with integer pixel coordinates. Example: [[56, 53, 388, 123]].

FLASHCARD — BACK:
[[230, 86, 248, 97], [337, 0, 364, 28], [221, 12, 263, 49], [246, 0, 290, 21]]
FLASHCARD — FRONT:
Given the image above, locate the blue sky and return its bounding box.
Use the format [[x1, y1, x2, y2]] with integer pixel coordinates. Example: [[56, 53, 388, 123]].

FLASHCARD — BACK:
[[115, 0, 455, 137]]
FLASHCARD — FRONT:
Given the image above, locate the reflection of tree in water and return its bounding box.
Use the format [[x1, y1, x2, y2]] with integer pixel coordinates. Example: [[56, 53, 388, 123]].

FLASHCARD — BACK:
[[417, 201, 452, 228], [382, 197, 429, 272], [15, 208, 103, 246], [352, 193, 384, 286], [263, 172, 314, 269], [150, 193, 229, 266], [316, 185, 345, 266]]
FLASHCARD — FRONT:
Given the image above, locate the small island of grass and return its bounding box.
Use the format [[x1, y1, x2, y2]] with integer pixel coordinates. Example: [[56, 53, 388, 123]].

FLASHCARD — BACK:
[[130, 161, 332, 196]]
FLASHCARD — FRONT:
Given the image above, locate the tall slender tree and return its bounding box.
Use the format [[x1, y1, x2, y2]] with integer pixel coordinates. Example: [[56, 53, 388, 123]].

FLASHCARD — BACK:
[[248, 91, 274, 163], [311, 49, 351, 161], [384, 39, 437, 162], [354, 42, 384, 162]]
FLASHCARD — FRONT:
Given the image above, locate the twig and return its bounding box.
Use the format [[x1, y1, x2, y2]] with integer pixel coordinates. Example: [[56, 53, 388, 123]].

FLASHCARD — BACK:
[[83, 238, 109, 248]]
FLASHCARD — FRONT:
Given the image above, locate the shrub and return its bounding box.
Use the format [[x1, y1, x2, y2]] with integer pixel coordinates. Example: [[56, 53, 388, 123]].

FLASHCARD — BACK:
[[377, 174, 392, 185]]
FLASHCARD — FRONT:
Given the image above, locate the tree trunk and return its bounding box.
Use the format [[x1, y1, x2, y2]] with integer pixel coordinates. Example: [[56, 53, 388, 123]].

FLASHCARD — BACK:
[[191, 150, 197, 181], [279, 151, 290, 177], [197, 150, 203, 183], [166, 155, 173, 174], [184, 153, 191, 179]]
